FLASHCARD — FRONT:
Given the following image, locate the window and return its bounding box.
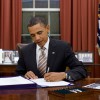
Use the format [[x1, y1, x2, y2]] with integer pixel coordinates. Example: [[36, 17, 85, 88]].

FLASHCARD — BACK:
[[22, 0, 60, 43]]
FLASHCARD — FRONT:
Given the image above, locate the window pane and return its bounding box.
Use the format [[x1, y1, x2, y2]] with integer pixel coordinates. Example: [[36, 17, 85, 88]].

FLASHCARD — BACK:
[[36, 0, 48, 8], [50, 0, 59, 8], [22, 12, 34, 34], [50, 12, 60, 35], [21, 36, 32, 43], [22, 0, 33, 8], [50, 36, 60, 40], [35, 12, 48, 22], [22, 12, 34, 43]]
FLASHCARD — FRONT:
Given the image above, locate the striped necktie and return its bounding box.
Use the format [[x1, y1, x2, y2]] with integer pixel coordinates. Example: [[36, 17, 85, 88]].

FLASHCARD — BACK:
[[38, 47, 47, 76]]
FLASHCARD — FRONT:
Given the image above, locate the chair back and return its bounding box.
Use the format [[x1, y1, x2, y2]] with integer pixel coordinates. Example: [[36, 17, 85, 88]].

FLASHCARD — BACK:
[[17, 43, 28, 55]]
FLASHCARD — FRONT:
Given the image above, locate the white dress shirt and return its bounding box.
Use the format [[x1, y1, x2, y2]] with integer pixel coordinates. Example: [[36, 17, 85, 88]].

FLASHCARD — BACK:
[[36, 38, 50, 67]]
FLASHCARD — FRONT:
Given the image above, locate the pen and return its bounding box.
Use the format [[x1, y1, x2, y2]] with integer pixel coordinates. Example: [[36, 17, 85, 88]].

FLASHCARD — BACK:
[[76, 89, 82, 92], [46, 67, 49, 73]]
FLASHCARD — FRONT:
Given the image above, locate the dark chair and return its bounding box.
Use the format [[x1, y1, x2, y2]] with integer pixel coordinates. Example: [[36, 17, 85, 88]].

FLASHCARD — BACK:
[[17, 43, 28, 55]]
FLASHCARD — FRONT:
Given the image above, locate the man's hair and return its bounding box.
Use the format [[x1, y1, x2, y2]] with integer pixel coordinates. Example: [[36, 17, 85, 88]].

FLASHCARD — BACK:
[[27, 16, 48, 27]]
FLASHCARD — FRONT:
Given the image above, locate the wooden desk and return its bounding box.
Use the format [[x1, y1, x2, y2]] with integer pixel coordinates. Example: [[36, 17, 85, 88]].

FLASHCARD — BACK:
[[0, 64, 16, 76], [49, 78, 100, 100], [0, 78, 99, 100], [84, 64, 100, 78], [0, 63, 100, 78]]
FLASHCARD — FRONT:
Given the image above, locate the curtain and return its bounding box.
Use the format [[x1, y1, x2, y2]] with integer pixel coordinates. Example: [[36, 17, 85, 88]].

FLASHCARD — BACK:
[[60, 0, 100, 77], [0, 0, 22, 50], [60, 0, 72, 43]]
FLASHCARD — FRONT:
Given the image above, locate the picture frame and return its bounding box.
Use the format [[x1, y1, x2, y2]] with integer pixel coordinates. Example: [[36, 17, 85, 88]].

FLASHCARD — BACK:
[[75, 52, 78, 58], [13, 50, 19, 63], [2, 50, 14, 63], [77, 52, 93, 63]]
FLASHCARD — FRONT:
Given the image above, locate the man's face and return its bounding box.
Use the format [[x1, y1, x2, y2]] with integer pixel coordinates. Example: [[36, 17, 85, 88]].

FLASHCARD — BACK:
[[28, 23, 50, 47]]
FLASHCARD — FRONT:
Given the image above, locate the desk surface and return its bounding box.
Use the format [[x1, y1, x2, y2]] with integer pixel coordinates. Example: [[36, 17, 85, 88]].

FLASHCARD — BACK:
[[0, 78, 100, 100], [0, 63, 17, 65]]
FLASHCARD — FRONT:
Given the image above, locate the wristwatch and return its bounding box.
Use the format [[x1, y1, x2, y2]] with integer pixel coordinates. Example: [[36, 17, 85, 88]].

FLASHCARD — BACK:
[[66, 73, 74, 81]]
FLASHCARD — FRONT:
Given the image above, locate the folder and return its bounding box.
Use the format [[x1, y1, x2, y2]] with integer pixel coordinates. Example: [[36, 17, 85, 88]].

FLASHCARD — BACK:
[[0, 76, 73, 90], [0, 76, 40, 90]]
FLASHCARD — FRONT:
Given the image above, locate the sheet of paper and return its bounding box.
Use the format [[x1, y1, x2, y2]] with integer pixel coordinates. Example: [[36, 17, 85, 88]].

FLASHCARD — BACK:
[[95, 86, 100, 89], [30, 78, 71, 87], [83, 83, 100, 89], [0, 76, 34, 86]]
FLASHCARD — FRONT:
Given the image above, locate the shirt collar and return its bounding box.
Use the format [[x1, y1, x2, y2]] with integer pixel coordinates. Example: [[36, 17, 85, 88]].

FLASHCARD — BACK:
[[37, 38, 50, 50]]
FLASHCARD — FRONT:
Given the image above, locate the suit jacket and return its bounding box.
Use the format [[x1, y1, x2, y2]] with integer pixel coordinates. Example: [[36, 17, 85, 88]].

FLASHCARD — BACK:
[[16, 38, 87, 81]]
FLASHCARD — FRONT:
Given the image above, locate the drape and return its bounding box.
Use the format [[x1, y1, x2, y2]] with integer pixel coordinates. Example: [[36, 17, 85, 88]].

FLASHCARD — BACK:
[[0, 0, 22, 50], [60, 0, 100, 77]]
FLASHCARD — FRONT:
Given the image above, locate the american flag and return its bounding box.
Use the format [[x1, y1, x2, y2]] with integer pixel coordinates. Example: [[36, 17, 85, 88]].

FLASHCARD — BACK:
[[97, 4, 100, 55]]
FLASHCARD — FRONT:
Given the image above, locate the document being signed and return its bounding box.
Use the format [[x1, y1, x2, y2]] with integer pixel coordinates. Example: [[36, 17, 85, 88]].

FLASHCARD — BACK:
[[30, 78, 71, 87]]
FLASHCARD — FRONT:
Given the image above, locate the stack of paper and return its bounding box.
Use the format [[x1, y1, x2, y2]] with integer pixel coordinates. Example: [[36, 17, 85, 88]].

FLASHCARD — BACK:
[[0, 76, 72, 88], [83, 83, 100, 89], [30, 78, 71, 87], [0, 76, 34, 86]]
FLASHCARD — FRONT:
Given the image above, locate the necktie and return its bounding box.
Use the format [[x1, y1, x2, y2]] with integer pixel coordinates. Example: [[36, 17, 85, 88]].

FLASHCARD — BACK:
[[38, 47, 47, 76]]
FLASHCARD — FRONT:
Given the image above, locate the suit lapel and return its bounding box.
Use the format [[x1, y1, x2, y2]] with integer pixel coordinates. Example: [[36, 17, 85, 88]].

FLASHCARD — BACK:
[[29, 43, 42, 77], [47, 39, 56, 71], [29, 44, 37, 68]]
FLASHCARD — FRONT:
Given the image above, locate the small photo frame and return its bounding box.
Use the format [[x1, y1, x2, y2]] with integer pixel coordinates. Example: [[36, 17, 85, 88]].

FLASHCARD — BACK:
[[13, 50, 19, 63], [77, 52, 93, 63], [2, 50, 14, 63], [75, 52, 78, 58]]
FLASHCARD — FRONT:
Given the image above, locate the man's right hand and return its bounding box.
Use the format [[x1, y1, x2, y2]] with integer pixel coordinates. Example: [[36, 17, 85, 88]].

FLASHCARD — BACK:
[[24, 71, 38, 79]]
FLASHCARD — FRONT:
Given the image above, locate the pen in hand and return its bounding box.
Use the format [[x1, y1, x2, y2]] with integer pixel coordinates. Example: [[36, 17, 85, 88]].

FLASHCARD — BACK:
[[44, 67, 50, 81], [46, 67, 49, 73]]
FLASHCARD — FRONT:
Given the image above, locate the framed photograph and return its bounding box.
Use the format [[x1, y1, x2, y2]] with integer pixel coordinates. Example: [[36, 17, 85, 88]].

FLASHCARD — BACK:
[[2, 50, 14, 63], [77, 52, 93, 63], [75, 52, 78, 59], [0, 49, 3, 63], [13, 50, 19, 63]]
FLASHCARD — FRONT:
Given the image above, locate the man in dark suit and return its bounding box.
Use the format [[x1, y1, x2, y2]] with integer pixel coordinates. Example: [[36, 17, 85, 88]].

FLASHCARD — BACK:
[[16, 16, 87, 82]]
